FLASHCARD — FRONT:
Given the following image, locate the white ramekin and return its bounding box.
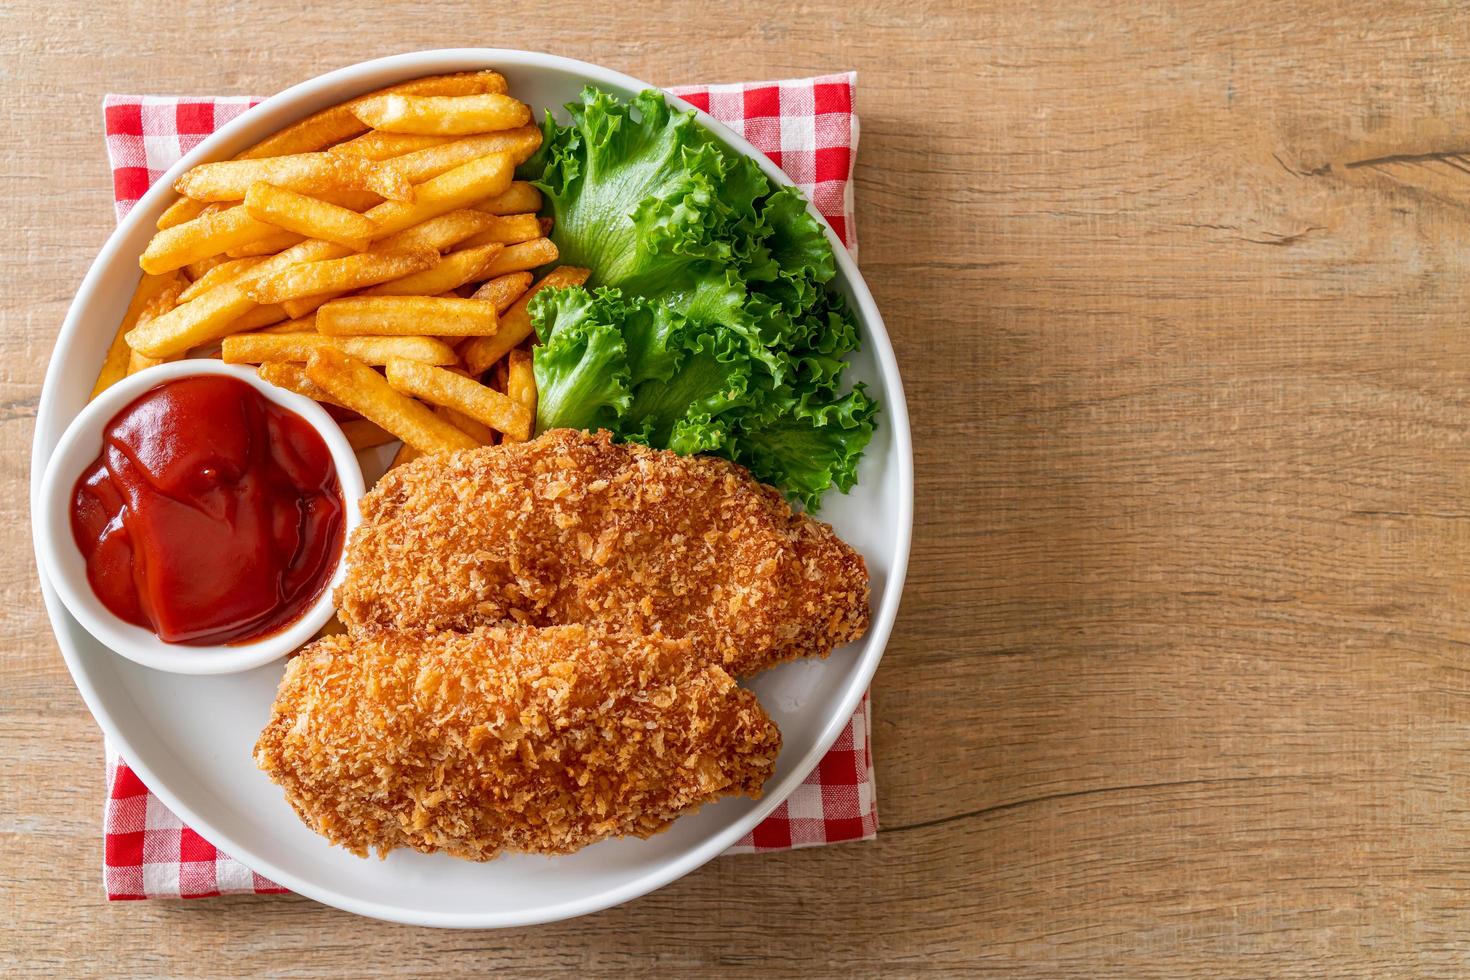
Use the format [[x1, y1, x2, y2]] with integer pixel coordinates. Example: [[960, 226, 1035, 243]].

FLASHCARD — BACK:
[[36, 360, 364, 675]]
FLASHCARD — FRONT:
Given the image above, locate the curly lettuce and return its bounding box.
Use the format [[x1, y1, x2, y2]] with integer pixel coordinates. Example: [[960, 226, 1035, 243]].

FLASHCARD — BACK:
[[524, 88, 876, 509]]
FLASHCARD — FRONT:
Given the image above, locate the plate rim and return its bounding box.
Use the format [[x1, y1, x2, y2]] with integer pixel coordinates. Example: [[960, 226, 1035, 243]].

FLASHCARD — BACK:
[[29, 47, 913, 928]]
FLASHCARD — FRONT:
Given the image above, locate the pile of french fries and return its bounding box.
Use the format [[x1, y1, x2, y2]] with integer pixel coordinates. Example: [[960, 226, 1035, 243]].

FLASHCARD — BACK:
[[92, 70, 591, 466]]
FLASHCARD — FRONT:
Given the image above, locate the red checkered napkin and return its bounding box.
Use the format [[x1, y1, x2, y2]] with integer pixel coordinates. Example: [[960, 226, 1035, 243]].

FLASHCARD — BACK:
[[99, 72, 874, 901]]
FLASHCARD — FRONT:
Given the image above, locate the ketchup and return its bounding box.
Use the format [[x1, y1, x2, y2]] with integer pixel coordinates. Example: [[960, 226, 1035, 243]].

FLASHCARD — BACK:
[[70, 376, 344, 646]]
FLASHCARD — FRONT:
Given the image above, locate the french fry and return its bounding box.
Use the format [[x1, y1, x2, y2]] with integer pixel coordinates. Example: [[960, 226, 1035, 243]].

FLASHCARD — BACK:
[[506, 349, 537, 411], [317, 296, 497, 337], [388, 127, 542, 183], [455, 213, 544, 249], [340, 418, 397, 451], [312, 186, 383, 211], [139, 206, 283, 274], [470, 271, 533, 312], [501, 350, 538, 443], [238, 71, 507, 159], [178, 256, 268, 302], [462, 266, 590, 374], [222, 332, 457, 366], [184, 253, 230, 281], [218, 239, 348, 295], [248, 248, 438, 305], [95, 325, 138, 393], [215, 240, 351, 308], [157, 196, 207, 230], [434, 403, 495, 444], [257, 361, 342, 406], [247, 241, 357, 318], [474, 181, 542, 215], [261, 313, 317, 333], [225, 229, 306, 257], [389, 442, 422, 469], [364, 153, 514, 239], [489, 358, 510, 393], [92, 271, 186, 398], [229, 303, 289, 331], [370, 209, 499, 253], [127, 347, 175, 375], [385, 357, 532, 441], [125, 283, 256, 358], [352, 93, 531, 136], [244, 182, 379, 250], [361, 243, 504, 296], [176, 152, 411, 203], [305, 348, 479, 455], [124, 280, 189, 375], [277, 294, 327, 320], [252, 238, 354, 272], [281, 293, 336, 320], [329, 131, 455, 160], [479, 238, 558, 279]]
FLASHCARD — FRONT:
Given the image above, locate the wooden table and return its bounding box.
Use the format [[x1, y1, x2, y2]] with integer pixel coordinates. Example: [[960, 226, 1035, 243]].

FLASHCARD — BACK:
[[5, 1, 1470, 974]]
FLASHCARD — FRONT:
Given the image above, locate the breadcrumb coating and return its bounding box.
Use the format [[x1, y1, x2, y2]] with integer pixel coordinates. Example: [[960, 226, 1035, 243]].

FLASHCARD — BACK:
[[254, 625, 781, 861], [336, 429, 870, 676]]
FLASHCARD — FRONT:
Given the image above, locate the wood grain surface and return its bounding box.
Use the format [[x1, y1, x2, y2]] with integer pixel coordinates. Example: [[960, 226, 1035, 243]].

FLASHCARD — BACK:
[[4, 1, 1470, 975]]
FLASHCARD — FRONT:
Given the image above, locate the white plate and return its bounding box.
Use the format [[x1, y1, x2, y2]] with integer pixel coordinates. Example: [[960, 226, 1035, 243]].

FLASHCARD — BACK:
[[29, 49, 913, 928]]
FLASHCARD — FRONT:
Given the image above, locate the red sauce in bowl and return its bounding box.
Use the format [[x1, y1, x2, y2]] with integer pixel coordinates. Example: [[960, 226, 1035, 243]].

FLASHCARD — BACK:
[[69, 375, 344, 646]]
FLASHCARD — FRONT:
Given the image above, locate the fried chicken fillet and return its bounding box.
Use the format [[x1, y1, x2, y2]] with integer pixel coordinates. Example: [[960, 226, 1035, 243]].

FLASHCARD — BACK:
[[254, 624, 781, 860], [336, 429, 870, 676]]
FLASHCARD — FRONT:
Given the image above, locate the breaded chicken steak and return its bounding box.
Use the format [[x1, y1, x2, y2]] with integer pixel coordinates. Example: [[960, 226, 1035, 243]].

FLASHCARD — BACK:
[[336, 429, 870, 676], [255, 624, 781, 860]]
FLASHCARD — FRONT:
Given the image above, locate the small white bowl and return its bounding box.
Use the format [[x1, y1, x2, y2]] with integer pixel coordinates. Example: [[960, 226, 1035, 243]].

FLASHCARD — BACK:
[[36, 361, 364, 675]]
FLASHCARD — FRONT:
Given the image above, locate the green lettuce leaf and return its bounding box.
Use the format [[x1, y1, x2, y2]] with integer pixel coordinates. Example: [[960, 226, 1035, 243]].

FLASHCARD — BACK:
[[740, 386, 878, 501], [527, 88, 878, 509], [530, 287, 631, 434]]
